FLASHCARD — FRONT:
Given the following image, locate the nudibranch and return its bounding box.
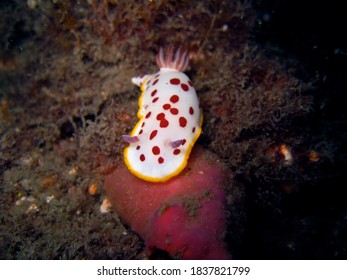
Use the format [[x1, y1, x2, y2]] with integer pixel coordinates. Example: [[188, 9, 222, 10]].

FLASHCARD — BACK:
[[122, 46, 203, 182]]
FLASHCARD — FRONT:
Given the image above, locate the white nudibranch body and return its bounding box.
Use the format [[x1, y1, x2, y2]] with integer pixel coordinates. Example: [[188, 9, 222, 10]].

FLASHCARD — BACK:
[[123, 46, 203, 182]]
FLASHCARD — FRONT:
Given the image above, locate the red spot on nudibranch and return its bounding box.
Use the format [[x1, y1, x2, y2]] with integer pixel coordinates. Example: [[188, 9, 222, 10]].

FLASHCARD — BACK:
[[151, 89, 157, 97], [170, 78, 180, 85], [139, 129, 143, 134], [160, 119, 169, 128], [156, 113, 169, 128], [141, 122, 145, 127], [145, 112, 152, 119], [181, 83, 189, 91], [152, 146, 160, 155], [152, 79, 159, 85], [188, 80, 193, 87], [152, 97, 159, 103], [189, 106, 194, 115], [136, 145, 141, 150], [140, 154, 145, 161], [163, 103, 171, 110], [179, 117, 187, 128], [170, 108, 179, 115], [182, 139, 187, 145], [156, 112, 165, 120], [149, 130, 158, 140], [158, 157, 164, 164], [170, 95, 179, 103], [173, 149, 180, 155], [192, 127, 196, 133], [154, 74, 160, 79]]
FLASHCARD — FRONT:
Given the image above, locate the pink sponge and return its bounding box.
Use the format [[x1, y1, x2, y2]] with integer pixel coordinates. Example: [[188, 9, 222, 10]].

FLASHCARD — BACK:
[[104, 146, 231, 259]]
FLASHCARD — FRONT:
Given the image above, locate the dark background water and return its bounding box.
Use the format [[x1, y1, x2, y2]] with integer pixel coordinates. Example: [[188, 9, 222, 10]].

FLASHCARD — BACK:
[[241, 0, 347, 259], [255, 0, 346, 121]]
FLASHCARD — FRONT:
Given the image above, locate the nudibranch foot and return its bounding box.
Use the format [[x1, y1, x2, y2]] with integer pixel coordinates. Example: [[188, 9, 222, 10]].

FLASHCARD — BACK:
[[123, 46, 203, 182]]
